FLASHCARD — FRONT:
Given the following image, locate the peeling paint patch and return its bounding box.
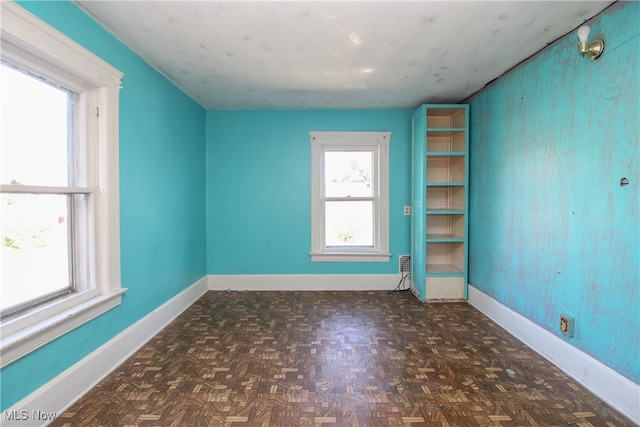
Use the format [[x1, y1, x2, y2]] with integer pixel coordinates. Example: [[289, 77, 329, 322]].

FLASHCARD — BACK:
[[467, 1, 639, 383]]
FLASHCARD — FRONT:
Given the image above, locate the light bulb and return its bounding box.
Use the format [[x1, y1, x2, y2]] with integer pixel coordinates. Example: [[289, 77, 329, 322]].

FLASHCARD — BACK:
[[577, 26, 591, 43]]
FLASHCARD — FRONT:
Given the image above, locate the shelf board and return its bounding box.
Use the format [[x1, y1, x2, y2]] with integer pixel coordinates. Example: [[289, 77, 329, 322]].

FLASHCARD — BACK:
[[425, 128, 466, 132], [426, 182, 465, 187], [425, 264, 465, 274], [426, 151, 466, 156], [426, 209, 464, 215], [426, 233, 464, 242]]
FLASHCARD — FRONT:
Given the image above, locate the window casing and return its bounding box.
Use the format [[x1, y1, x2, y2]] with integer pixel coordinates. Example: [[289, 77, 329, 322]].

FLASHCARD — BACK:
[[0, 2, 124, 367], [310, 131, 391, 262]]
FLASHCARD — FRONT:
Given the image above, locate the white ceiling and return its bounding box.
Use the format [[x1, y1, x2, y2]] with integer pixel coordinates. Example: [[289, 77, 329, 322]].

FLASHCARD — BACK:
[[76, 1, 613, 109]]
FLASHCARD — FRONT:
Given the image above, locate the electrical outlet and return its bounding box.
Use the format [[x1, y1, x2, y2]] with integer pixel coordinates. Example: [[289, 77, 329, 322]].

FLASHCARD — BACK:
[[560, 314, 574, 337], [404, 206, 411, 215]]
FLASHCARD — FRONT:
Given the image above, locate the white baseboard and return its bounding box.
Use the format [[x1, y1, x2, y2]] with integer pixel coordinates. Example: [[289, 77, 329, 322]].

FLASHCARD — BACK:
[[467, 284, 640, 425], [208, 273, 404, 292], [3, 276, 208, 427]]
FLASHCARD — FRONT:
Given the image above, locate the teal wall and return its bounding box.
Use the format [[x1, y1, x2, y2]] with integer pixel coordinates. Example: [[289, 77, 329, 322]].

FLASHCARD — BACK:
[[3, 0, 637, 413], [206, 110, 412, 275], [467, 1, 639, 382], [0, 1, 207, 410]]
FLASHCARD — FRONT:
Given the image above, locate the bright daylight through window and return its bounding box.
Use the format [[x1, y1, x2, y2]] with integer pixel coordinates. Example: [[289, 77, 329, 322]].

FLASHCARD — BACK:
[[0, 1, 124, 367], [1, 63, 78, 317], [324, 151, 374, 247], [310, 131, 391, 262]]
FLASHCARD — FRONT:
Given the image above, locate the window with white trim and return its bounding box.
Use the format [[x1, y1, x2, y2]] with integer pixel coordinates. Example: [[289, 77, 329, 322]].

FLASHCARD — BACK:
[[310, 131, 391, 262], [0, 2, 124, 367]]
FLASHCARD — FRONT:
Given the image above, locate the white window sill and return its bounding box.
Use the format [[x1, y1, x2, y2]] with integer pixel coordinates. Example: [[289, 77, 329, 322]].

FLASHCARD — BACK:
[[0, 289, 126, 368], [310, 252, 392, 262]]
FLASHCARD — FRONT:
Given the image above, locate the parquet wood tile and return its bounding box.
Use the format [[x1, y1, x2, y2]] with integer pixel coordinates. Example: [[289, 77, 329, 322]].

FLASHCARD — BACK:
[[51, 291, 633, 426]]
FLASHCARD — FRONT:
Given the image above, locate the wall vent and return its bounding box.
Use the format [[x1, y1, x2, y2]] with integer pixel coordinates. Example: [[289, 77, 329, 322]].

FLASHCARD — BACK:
[[399, 255, 411, 273]]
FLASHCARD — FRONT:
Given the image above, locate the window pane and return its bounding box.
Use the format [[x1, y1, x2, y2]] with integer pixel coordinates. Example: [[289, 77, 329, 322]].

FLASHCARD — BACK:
[[1, 194, 72, 312], [324, 151, 373, 197], [0, 62, 72, 186], [325, 200, 373, 247]]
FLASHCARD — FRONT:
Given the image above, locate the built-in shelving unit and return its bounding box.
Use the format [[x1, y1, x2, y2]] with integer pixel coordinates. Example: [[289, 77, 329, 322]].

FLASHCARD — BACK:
[[411, 105, 469, 301]]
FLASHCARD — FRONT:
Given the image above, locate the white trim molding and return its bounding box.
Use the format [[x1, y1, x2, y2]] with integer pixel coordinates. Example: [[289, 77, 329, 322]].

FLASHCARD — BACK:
[[3, 277, 208, 427], [0, 1, 123, 88], [1, 290, 125, 368], [208, 274, 402, 292], [468, 284, 640, 425], [307, 252, 392, 263], [309, 131, 391, 263]]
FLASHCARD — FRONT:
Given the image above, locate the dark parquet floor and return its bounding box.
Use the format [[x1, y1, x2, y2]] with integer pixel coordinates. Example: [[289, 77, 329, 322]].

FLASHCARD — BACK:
[[52, 291, 633, 426]]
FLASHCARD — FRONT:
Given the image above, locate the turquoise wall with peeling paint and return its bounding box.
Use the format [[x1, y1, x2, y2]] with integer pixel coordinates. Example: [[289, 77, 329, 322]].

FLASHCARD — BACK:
[[467, 1, 639, 382]]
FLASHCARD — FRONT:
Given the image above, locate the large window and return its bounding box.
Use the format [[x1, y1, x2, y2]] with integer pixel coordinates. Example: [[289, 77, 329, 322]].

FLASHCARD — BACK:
[[310, 131, 391, 262], [1, 63, 81, 318], [0, 2, 124, 367]]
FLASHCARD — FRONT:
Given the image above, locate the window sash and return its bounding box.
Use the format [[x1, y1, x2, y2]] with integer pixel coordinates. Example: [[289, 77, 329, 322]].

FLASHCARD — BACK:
[[321, 145, 380, 252], [322, 146, 379, 251], [324, 198, 376, 250], [1, 288, 73, 320], [0, 58, 86, 317], [0, 188, 95, 319], [1, 48, 96, 318], [0, 185, 96, 194], [323, 150, 374, 198]]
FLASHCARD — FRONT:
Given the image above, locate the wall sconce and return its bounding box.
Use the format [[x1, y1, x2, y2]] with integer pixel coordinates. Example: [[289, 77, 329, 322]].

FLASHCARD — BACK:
[[577, 25, 604, 60]]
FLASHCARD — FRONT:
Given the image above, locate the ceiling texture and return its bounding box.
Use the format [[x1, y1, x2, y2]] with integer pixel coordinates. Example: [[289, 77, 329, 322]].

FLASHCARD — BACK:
[[76, 1, 614, 110]]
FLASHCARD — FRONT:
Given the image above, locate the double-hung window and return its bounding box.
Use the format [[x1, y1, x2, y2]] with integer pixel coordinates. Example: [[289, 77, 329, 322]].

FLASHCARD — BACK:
[[0, 2, 124, 367], [310, 131, 391, 262]]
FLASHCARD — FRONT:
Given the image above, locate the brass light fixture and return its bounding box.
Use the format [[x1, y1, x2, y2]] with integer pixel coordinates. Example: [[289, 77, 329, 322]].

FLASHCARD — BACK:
[[577, 25, 604, 60]]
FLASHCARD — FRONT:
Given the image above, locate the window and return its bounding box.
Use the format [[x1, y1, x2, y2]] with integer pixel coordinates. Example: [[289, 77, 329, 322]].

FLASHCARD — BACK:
[[0, 2, 124, 367], [310, 131, 391, 262]]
